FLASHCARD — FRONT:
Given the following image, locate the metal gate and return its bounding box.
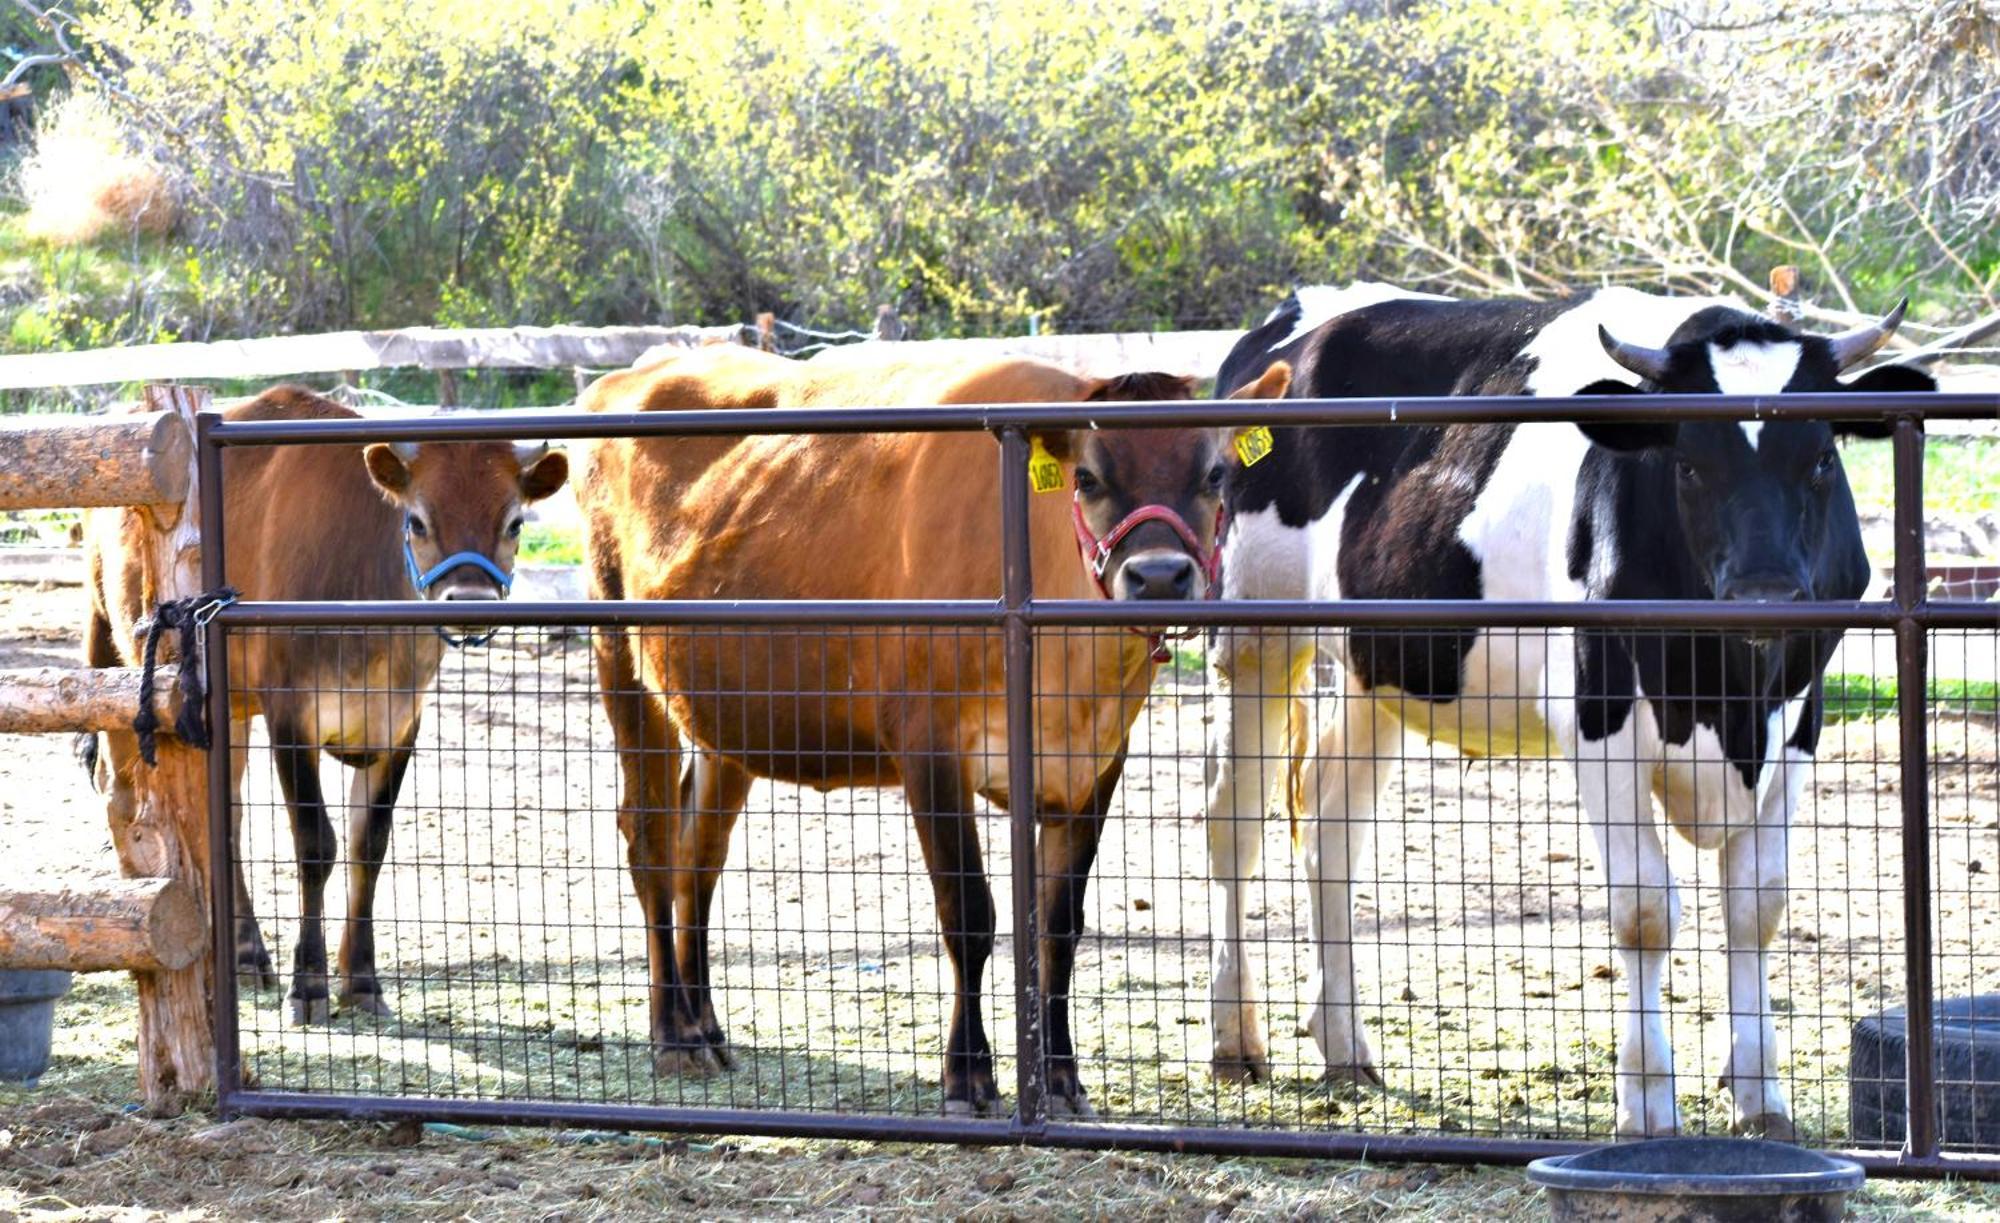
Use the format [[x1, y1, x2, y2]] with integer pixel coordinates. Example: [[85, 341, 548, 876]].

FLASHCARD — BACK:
[[195, 390, 1999, 1176]]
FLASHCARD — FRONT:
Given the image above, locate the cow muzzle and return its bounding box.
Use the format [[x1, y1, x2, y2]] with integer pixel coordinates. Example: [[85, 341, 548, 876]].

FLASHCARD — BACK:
[[1117, 551, 1199, 601]]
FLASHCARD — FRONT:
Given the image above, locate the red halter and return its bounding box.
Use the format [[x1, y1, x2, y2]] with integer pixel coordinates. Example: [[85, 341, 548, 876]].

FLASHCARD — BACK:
[[1070, 495, 1228, 663]]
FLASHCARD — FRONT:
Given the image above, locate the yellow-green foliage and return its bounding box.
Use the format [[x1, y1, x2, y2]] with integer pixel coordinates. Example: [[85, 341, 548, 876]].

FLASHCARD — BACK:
[[1, 0, 1990, 350]]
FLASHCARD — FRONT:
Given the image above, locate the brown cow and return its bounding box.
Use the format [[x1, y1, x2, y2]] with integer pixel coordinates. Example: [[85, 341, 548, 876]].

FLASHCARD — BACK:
[[84, 386, 568, 1023], [579, 345, 1290, 1116]]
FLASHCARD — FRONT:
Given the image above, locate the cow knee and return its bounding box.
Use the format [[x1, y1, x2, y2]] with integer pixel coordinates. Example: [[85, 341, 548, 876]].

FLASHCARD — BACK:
[[1609, 885, 1681, 954]]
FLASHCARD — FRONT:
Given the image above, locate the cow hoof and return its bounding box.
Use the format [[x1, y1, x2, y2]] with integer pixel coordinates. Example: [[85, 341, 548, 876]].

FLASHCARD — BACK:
[[1323, 1063, 1384, 1090], [339, 991, 394, 1019], [1735, 1113, 1797, 1142], [1212, 1054, 1272, 1084], [238, 962, 280, 992], [653, 1045, 721, 1077], [289, 994, 330, 1026]]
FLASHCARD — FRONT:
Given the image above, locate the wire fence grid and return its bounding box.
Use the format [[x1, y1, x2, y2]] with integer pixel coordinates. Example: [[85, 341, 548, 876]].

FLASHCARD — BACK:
[[200, 394, 1998, 1171]]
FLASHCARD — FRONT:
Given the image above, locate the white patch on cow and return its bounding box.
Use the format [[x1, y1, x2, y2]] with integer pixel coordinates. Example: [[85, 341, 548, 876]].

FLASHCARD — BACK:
[[1305, 472, 1366, 603], [1709, 340, 1802, 397], [1220, 505, 1314, 602], [1457, 423, 1593, 603], [1521, 287, 1744, 396], [1269, 282, 1455, 353], [1755, 696, 1808, 807], [1741, 421, 1764, 448]]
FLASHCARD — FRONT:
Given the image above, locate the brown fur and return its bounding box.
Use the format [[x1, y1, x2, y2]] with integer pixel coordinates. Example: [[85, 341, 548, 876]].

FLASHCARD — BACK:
[[82, 385, 567, 1022], [579, 345, 1288, 1111]]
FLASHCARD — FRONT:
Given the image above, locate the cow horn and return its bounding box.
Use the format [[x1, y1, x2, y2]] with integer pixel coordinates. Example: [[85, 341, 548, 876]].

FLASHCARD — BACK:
[[389, 441, 419, 463], [514, 440, 550, 466], [1826, 298, 1907, 372], [1597, 325, 1672, 385]]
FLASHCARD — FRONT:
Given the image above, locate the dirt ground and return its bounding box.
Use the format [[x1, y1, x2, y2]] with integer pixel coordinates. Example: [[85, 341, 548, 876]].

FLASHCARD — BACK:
[[4, 579, 2000, 1218]]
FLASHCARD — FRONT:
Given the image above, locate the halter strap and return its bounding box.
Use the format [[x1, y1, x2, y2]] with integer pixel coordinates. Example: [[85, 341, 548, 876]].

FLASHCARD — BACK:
[[1069, 495, 1228, 662], [402, 518, 515, 595]]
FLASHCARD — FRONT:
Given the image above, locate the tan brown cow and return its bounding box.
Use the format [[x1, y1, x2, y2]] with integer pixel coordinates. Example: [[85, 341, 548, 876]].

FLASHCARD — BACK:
[[579, 344, 1290, 1116], [84, 386, 568, 1023]]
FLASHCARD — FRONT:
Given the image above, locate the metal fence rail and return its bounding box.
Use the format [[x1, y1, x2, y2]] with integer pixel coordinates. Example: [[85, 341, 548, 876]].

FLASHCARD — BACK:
[[197, 392, 1998, 1176]]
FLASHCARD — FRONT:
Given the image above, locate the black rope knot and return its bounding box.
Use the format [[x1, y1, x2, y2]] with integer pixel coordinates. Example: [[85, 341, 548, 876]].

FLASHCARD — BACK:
[[133, 586, 238, 766]]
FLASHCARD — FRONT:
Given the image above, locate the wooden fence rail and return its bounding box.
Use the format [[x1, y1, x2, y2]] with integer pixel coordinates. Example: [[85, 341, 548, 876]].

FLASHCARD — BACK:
[[0, 386, 213, 1114]]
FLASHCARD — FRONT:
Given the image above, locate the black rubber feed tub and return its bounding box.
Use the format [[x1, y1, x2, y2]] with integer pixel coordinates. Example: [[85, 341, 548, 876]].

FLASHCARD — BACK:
[[0, 969, 72, 1083], [1851, 994, 2000, 1150], [1527, 1138, 1863, 1222]]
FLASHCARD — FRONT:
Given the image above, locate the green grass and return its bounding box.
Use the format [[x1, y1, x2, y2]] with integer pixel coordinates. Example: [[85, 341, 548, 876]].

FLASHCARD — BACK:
[[1824, 672, 1999, 725], [519, 523, 583, 566], [1841, 435, 2000, 517]]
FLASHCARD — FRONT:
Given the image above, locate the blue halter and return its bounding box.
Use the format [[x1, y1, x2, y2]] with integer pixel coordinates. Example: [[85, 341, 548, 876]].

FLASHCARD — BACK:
[[403, 516, 512, 647]]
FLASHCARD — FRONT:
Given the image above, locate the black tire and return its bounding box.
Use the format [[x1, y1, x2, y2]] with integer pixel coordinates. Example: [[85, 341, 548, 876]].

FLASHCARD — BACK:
[[1851, 994, 2000, 1150]]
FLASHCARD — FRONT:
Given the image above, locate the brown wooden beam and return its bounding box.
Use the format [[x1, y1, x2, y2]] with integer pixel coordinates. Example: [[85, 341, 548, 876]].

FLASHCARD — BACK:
[[0, 877, 204, 973], [0, 410, 190, 511]]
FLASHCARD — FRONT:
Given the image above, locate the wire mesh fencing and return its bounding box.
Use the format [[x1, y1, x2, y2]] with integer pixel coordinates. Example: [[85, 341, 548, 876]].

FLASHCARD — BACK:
[[216, 618, 1996, 1158]]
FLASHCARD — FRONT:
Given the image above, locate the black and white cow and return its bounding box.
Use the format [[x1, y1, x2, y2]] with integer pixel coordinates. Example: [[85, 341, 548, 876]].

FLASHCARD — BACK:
[[1204, 283, 1933, 1138]]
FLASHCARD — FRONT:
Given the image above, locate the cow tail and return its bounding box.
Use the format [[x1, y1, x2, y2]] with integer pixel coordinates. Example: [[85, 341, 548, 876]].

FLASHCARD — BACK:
[[1286, 694, 1308, 854]]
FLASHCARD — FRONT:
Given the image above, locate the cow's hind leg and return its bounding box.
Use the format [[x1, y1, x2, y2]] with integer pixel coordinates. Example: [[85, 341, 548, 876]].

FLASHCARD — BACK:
[[676, 751, 751, 1067], [271, 731, 339, 1025], [1038, 740, 1123, 1117], [1721, 754, 1801, 1139], [905, 754, 999, 1116], [335, 735, 415, 1017], [1204, 627, 1312, 1082], [1304, 680, 1396, 1086], [1573, 723, 1682, 1137]]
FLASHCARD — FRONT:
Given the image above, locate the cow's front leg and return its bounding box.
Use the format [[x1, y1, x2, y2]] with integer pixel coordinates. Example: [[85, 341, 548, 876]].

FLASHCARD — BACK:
[[1721, 753, 1802, 1139], [1204, 628, 1311, 1083], [1305, 680, 1394, 1086], [1574, 725, 1682, 1137]]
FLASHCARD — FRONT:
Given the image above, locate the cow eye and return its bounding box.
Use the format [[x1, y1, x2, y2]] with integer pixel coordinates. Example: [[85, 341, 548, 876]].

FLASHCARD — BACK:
[[407, 515, 429, 539], [1074, 467, 1102, 496], [506, 516, 524, 539], [1205, 462, 1227, 492], [1812, 448, 1837, 483], [1674, 458, 1699, 485]]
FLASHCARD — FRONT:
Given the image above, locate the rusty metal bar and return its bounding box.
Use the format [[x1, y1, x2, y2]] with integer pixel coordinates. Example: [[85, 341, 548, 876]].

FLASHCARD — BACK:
[[196, 409, 243, 1113], [199, 391, 1993, 447], [999, 426, 1045, 1133], [1893, 414, 1938, 1161]]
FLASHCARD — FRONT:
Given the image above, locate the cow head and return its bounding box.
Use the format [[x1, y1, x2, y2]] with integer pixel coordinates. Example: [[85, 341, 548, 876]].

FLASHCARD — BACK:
[[1577, 302, 1931, 602], [1043, 363, 1291, 600], [363, 440, 570, 601]]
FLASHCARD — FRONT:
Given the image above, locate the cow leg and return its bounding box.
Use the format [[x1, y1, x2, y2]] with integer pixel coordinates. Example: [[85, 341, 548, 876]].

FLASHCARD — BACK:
[[592, 625, 708, 1072], [336, 737, 414, 1018], [1721, 754, 1802, 1139], [228, 721, 278, 989], [271, 734, 339, 1026], [1204, 627, 1312, 1082], [1573, 724, 1682, 1137], [676, 750, 750, 1067], [1304, 681, 1395, 1085], [905, 755, 999, 1116], [1038, 742, 1122, 1117]]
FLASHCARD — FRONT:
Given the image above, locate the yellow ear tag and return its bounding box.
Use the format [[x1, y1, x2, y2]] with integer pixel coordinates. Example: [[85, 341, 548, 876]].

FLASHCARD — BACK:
[[1028, 437, 1065, 494], [1234, 425, 1275, 467]]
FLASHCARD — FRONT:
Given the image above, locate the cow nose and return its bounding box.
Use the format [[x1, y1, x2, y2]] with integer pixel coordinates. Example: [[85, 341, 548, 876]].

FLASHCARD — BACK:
[[1120, 554, 1197, 600], [1720, 573, 1809, 603], [437, 582, 504, 602]]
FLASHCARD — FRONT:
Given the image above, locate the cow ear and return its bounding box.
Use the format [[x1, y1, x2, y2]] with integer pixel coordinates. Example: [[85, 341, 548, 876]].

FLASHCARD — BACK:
[[1028, 429, 1077, 463], [363, 443, 414, 497], [1570, 379, 1677, 451], [519, 448, 570, 501], [1833, 363, 1935, 439], [1228, 361, 1291, 401]]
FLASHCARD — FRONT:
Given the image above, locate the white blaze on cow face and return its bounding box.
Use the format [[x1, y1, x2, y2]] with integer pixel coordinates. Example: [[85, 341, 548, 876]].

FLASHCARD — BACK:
[[1709, 339, 1804, 453]]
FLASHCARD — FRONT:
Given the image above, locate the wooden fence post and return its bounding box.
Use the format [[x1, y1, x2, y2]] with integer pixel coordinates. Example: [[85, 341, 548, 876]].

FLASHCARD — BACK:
[[109, 383, 215, 1114]]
